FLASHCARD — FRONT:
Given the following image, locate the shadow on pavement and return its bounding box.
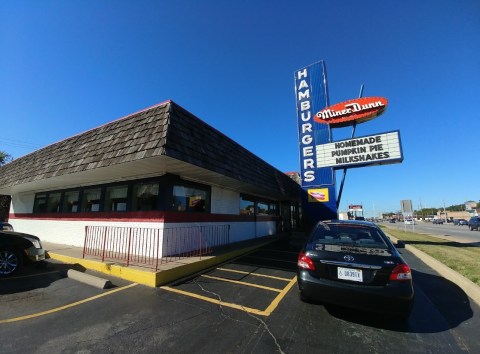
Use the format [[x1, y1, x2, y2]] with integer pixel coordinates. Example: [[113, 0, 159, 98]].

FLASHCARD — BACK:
[[0, 261, 86, 295], [323, 269, 474, 334]]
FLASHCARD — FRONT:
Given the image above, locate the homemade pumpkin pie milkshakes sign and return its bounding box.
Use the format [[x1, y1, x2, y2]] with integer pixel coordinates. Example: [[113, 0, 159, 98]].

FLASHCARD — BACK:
[[294, 61, 403, 225]]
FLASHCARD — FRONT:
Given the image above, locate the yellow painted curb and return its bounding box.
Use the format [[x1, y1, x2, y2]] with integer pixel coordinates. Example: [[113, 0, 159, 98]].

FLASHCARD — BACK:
[[154, 240, 275, 286], [47, 239, 275, 288], [47, 253, 157, 287]]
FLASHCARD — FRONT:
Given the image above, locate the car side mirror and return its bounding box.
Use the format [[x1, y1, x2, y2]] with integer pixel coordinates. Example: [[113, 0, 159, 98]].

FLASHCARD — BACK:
[[395, 240, 406, 249]]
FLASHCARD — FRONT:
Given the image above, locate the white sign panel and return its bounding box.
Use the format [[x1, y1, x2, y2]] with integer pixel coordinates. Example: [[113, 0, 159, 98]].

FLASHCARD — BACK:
[[316, 131, 403, 169]]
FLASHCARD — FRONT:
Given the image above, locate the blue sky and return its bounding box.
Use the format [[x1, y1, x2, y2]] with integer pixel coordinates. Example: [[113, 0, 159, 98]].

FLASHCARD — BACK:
[[1, 1, 479, 216]]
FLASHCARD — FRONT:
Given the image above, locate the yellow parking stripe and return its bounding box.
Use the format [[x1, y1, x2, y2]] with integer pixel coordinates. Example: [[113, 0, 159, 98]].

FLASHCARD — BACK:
[[216, 267, 292, 282], [161, 286, 268, 316], [201, 274, 282, 292], [0, 283, 138, 324], [162, 275, 298, 317], [263, 276, 298, 315]]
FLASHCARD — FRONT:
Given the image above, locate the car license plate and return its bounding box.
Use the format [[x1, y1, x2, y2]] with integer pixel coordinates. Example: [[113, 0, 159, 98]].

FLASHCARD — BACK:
[[338, 267, 363, 282]]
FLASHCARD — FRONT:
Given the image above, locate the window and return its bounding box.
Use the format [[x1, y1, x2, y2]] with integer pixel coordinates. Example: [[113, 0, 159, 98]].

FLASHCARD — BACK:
[[240, 196, 255, 215], [33, 194, 47, 213], [82, 188, 102, 212], [46, 192, 62, 213], [172, 185, 209, 212], [63, 191, 80, 212], [256, 202, 269, 216], [132, 182, 159, 211], [105, 185, 128, 212]]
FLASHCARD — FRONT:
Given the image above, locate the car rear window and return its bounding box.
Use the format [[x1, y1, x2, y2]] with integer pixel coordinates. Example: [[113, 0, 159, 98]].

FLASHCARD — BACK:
[[309, 223, 389, 249]]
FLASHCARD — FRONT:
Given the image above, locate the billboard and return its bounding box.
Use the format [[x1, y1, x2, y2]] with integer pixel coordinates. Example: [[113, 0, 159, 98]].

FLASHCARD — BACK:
[[316, 131, 403, 169], [401, 200, 413, 214], [294, 61, 338, 222], [315, 97, 388, 127]]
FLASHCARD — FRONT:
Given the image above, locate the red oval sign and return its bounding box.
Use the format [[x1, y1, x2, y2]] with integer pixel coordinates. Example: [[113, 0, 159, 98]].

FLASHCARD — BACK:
[[314, 96, 388, 127]]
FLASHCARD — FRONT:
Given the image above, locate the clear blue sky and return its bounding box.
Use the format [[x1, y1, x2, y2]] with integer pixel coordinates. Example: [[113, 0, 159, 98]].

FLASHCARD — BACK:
[[1, 1, 479, 216]]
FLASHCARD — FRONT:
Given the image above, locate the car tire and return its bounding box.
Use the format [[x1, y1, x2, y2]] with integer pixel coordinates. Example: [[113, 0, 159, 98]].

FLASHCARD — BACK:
[[0, 248, 23, 276]]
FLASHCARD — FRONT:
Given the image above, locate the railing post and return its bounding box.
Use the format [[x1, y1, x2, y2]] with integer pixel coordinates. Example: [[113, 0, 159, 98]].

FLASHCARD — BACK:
[[101, 226, 107, 262], [83, 225, 88, 259], [126, 227, 132, 267], [155, 228, 160, 271]]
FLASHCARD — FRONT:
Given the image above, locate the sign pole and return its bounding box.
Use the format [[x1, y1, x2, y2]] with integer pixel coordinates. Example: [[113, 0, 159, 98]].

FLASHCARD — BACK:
[[336, 84, 364, 209]]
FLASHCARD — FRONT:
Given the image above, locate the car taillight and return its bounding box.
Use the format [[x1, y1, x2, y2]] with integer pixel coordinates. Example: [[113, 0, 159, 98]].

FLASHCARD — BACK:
[[390, 264, 412, 281], [297, 251, 315, 270]]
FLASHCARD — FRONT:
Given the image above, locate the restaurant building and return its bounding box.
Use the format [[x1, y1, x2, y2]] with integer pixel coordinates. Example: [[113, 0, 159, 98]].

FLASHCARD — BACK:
[[0, 101, 302, 247]]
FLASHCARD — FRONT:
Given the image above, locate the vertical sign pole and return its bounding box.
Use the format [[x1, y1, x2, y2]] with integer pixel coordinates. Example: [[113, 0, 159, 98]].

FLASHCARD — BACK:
[[336, 84, 364, 209]]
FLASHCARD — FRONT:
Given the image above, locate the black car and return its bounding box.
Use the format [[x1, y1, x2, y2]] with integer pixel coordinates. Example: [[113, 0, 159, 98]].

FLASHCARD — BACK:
[[0, 221, 14, 231], [297, 220, 414, 318], [468, 217, 480, 231], [0, 230, 46, 276]]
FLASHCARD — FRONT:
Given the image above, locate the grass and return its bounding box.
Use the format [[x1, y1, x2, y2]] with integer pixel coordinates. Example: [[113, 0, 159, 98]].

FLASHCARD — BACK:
[[380, 226, 480, 286]]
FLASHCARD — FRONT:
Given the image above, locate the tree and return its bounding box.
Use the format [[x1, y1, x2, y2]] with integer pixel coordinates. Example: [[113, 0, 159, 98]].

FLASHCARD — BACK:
[[0, 151, 12, 166]]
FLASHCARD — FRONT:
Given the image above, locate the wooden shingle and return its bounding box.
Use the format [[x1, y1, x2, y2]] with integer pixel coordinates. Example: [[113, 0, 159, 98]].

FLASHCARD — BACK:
[[0, 101, 301, 199]]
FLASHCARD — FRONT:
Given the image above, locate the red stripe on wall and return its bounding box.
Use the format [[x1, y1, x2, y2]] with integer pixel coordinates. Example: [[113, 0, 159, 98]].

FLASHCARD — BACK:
[[9, 211, 276, 223]]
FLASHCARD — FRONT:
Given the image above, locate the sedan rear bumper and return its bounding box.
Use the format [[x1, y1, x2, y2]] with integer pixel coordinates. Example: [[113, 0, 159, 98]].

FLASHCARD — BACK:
[[298, 270, 414, 316]]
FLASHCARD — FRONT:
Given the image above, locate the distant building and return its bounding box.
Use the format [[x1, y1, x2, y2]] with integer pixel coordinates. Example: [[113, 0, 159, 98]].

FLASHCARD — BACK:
[[465, 201, 477, 210]]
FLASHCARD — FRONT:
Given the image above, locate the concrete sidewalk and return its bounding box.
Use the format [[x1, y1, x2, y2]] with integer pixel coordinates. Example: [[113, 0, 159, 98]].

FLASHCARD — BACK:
[[43, 236, 284, 288]]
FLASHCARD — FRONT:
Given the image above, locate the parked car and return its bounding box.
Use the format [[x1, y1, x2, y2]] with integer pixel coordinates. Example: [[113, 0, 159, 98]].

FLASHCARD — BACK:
[[297, 220, 414, 318], [0, 222, 14, 231], [458, 219, 468, 226], [468, 217, 480, 231], [432, 219, 444, 224], [0, 230, 46, 276]]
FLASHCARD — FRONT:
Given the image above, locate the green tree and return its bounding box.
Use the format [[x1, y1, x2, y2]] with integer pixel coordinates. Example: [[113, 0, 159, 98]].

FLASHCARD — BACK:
[[0, 151, 12, 166]]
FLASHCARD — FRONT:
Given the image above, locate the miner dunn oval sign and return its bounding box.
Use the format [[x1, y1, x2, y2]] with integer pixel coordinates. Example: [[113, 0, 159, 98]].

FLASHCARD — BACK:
[[314, 96, 388, 127]]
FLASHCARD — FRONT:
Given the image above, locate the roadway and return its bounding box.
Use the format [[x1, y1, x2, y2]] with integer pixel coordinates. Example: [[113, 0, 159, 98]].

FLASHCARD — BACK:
[[382, 221, 480, 245], [1, 234, 479, 353]]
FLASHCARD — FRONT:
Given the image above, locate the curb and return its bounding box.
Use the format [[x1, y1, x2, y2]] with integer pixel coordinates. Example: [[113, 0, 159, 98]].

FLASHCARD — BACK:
[[388, 234, 480, 308], [47, 238, 275, 288], [47, 252, 158, 287], [67, 269, 112, 289]]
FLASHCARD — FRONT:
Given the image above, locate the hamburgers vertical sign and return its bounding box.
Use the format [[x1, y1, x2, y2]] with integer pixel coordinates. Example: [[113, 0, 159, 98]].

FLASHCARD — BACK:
[[294, 61, 403, 224]]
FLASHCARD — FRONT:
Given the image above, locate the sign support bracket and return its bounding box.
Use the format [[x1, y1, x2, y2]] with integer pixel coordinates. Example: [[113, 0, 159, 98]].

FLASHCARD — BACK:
[[336, 84, 364, 210]]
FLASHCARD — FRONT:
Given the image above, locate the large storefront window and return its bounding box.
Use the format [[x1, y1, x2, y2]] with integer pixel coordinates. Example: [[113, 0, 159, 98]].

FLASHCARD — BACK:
[[63, 191, 80, 212], [33, 194, 47, 213], [240, 196, 255, 215], [46, 192, 62, 213], [256, 202, 269, 216], [240, 196, 279, 216], [105, 185, 128, 212], [132, 182, 159, 211], [82, 188, 102, 212], [173, 185, 209, 212]]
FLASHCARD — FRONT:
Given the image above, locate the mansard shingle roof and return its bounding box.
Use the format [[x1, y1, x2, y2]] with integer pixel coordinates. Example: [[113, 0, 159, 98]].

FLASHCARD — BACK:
[[0, 101, 301, 200]]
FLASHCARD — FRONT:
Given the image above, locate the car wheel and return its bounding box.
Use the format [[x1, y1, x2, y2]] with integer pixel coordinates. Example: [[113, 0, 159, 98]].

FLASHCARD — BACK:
[[0, 248, 22, 276]]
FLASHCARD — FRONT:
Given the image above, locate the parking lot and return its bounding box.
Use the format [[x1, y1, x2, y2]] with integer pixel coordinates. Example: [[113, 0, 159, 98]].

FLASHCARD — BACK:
[[1, 236, 480, 353]]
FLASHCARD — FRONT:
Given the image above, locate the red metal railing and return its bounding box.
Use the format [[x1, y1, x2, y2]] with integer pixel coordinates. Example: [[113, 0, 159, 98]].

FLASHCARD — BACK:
[[83, 224, 230, 271]]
